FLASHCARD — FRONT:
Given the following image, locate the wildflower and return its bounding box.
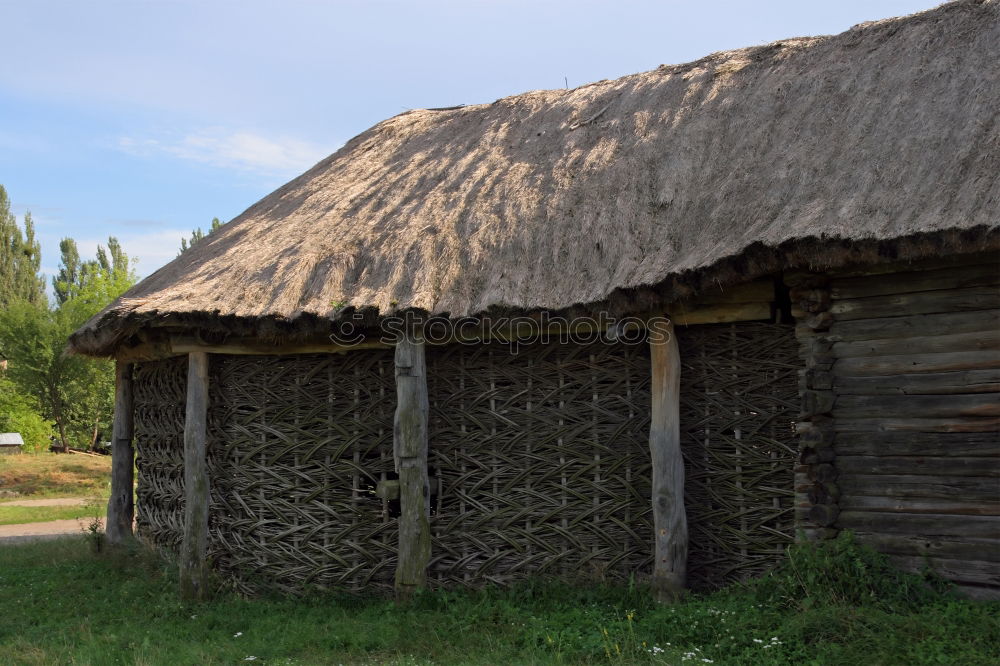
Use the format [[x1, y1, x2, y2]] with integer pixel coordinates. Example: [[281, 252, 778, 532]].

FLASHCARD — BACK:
[[244, 658, 257, 662], [234, 632, 244, 638]]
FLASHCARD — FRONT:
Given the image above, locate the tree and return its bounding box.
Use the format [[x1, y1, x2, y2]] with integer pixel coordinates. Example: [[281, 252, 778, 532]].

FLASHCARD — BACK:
[[0, 374, 54, 451], [1, 237, 137, 451], [179, 217, 223, 254], [0, 185, 46, 307], [54, 236, 133, 306]]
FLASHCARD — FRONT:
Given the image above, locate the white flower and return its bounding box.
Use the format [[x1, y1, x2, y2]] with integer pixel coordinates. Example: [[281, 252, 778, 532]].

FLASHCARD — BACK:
[[244, 658, 257, 662], [234, 632, 243, 638]]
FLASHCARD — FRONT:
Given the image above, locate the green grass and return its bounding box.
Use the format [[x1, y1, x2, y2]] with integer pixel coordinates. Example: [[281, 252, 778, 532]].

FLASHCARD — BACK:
[[0, 533, 996, 665], [0, 502, 98, 526], [0, 452, 111, 500]]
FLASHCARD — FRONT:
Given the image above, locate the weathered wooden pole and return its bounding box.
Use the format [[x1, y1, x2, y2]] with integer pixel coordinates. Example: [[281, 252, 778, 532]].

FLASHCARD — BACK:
[[649, 318, 687, 601], [180, 351, 211, 600], [106, 360, 135, 545], [393, 326, 431, 598]]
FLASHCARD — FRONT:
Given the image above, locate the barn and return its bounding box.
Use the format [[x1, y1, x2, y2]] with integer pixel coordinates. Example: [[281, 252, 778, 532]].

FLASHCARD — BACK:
[[70, 0, 999, 600], [0, 433, 24, 455]]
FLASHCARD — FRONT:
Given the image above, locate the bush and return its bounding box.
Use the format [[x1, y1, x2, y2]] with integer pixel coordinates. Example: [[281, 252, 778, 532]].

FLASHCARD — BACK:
[[747, 530, 954, 612], [0, 376, 54, 451]]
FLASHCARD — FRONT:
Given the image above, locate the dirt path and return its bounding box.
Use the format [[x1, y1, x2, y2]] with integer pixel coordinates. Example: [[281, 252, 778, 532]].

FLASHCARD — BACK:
[[0, 518, 98, 544], [0, 497, 92, 507]]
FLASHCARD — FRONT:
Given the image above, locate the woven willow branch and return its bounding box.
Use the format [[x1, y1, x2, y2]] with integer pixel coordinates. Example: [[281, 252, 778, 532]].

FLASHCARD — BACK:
[[133, 322, 798, 595]]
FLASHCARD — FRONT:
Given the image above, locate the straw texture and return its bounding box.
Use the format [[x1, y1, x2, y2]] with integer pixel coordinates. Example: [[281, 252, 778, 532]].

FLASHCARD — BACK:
[[71, 0, 999, 358]]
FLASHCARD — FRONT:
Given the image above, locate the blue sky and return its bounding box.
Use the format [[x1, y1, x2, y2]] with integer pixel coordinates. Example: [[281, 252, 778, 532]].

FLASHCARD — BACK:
[[1, 0, 938, 284]]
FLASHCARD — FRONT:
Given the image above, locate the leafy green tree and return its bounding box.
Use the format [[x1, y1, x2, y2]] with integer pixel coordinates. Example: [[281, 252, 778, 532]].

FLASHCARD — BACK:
[[54, 236, 133, 306], [1, 237, 136, 451], [0, 185, 46, 307], [0, 375, 54, 451], [179, 217, 223, 254], [52, 238, 82, 305]]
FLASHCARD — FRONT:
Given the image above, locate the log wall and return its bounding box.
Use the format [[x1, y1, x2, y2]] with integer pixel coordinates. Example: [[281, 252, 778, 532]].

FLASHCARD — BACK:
[[789, 254, 1000, 599]]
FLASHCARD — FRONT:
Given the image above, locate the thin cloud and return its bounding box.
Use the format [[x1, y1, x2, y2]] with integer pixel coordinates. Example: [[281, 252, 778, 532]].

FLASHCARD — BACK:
[[118, 128, 331, 176]]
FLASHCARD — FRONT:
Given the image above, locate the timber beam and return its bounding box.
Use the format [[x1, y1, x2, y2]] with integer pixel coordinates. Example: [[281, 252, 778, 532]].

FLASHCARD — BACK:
[[649, 318, 688, 601], [393, 328, 431, 597], [106, 360, 135, 545], [180, 352, 211, 600]]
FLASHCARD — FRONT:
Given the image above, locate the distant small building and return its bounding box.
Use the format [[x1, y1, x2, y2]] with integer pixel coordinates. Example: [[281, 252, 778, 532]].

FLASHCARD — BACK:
[[0, 433, 24, 454]]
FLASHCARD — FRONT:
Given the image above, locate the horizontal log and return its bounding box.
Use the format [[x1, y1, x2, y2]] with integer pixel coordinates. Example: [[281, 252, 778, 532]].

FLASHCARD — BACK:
[[837, 511, 1000, 538], [833, 369, 1000, 396], [791, 288, 830, 313], [830, 287, 1000, 321], [839, 496, 1000, 516], [827, 309, 1000, 343], [688, 279, 775, 305], [116, 341, 182, 363], [838, 474, 1000, 501], [801, 390, 836, 418], [800, 311, 834, 331], [670, 301, 772, 326], [784, 271, 829, 289], [808, 503, 839, 527], [835, 417, 1000, 434], [837, 455, 1000, 478], [954, 584, 1000, 601], [886, 554, 1000, 588], [833, 329, 1000, 359], [830, 262, 1000, 300], [810, 463, 838, 483], [171, 336, 392, 356], [831, 251, 1000, 279], [833, 394, 1000, 419], [852, 531, 1000, 563], [834, 350, 1000, 377], [834, 432, 1000, 457]]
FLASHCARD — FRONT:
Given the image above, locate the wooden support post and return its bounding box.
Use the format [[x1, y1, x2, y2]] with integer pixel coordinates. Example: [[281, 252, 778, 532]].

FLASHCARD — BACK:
[[106, 360, 134, 545], [180, 352, 211, 600], [649, 319, 687, 601], [393, 328, 431, 598]]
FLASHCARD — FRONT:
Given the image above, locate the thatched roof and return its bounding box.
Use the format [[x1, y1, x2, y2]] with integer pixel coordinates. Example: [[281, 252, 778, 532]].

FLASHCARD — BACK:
[[71, 0, 999, 356]]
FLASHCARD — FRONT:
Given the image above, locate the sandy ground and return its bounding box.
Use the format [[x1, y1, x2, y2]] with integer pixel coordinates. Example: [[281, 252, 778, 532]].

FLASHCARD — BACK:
[[0, 497, 90, 507], [0, 518, 98, 543]]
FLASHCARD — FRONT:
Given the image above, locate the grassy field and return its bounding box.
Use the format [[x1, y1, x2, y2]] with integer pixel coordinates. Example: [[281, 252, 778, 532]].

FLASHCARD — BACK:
[[0, 502, 99, 526], [0, 452, 110, 500], [0, 533, 996, 665]]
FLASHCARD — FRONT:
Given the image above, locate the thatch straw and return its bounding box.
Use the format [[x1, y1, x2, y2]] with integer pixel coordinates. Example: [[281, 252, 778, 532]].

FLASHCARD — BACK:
[[70, 0, 999, 356]]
